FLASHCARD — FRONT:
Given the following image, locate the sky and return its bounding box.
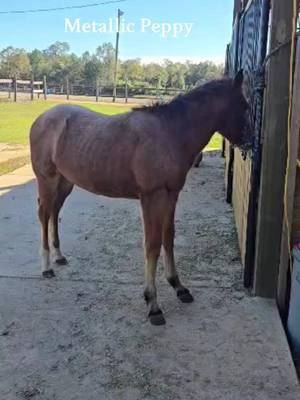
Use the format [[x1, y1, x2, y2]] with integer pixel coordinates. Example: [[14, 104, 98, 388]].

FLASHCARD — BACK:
[[0, 0, 234, 64]]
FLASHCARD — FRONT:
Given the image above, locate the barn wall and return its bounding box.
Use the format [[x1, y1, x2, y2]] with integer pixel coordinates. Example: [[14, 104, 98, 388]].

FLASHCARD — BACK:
[[278, 31, 300, 313], [232, 150, 252, 264], [224, 0, 271, 287], [224, 140, 231, 193], [291, 58, 300, 242], [292, 166, 300, 241]]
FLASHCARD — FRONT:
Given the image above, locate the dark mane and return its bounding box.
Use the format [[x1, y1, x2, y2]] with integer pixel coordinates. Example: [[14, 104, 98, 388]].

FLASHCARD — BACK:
[[133, 78, 232, 118]]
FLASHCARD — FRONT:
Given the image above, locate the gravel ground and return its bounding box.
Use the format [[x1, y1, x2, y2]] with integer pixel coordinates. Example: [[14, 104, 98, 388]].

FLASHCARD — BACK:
[[0, 154, 299, 400]]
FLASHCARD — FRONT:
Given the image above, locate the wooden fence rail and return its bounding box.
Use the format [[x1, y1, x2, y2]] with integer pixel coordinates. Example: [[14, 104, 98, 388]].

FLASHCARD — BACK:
[[0, 76, 47, 102], [0, 75, 188, 103]]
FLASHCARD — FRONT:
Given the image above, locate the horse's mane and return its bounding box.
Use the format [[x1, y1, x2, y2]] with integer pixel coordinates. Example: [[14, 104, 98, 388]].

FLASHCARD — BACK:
[[133, 78, 232, 117]]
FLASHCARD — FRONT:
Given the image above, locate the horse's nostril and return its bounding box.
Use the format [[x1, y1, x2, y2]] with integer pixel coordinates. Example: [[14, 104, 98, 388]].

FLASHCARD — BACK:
[[239, 136, 254, 160], [242, 150, 248, 160]]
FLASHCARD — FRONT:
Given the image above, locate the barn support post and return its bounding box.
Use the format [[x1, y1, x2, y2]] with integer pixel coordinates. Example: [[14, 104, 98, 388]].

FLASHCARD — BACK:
[[43, 75, 47, 100], [253, 0, 296, 297], [278, 36, 300, 317], [13, 75, 17, 102]]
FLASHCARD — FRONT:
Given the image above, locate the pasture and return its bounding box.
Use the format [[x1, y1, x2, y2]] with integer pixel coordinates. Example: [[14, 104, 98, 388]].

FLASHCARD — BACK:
[[0, 100, 222, 148], [0, 101, 131, 145]]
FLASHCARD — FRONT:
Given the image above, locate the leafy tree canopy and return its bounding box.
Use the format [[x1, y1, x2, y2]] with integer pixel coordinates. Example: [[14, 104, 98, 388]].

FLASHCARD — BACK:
[[0, 42, 224, 88]]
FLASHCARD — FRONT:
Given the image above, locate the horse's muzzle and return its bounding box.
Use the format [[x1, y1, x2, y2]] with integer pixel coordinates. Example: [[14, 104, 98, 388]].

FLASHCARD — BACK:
[[235, 130, 254, 160]]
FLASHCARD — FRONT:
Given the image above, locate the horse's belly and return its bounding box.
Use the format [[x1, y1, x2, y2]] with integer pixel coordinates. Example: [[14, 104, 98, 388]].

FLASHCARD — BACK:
[[58, 164, 139, 199]]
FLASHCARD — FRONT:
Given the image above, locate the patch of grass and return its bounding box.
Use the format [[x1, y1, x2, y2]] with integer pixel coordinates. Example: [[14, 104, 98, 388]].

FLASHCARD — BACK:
[[0, 155, 30, 175], [205, 133, 222, 152], [0, 101, 131, 145], [0, 100, 222, 151]]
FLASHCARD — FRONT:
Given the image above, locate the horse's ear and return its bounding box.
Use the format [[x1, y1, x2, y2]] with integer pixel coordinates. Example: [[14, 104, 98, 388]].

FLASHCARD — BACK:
[[233, 69, 244, 87]]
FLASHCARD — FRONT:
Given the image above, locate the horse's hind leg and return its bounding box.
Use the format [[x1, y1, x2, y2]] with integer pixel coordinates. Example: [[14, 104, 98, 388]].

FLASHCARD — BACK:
[[49, 177, 73, 265], [37, 174, 73, 277], [162, 191, 194, 303], [37, 177, 55, 278]]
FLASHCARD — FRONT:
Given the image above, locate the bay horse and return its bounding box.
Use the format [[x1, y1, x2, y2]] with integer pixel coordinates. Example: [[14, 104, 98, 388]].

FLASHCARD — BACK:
[[30, 70, 251, 325]]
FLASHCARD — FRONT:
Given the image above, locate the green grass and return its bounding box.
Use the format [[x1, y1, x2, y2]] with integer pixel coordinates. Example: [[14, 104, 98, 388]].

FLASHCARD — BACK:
[[206, 133, 222, 152], [0, 100, 222, 151], [0, 101, 131, 145]]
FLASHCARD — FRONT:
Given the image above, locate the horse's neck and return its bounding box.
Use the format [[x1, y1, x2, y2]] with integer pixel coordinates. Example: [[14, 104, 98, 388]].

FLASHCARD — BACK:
[[183, 100, 222, 159]]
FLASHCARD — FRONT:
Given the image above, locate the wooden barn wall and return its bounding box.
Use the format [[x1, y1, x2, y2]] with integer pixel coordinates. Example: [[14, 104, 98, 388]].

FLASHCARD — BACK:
[[292, 157, 300, 241], [224, 0, 271, 273], [277, 13, 300, 313], [291, 42, 300, 243], [292, 173, 300, 240], [232, 150, 252, 264], [224, 140, 231, 193]]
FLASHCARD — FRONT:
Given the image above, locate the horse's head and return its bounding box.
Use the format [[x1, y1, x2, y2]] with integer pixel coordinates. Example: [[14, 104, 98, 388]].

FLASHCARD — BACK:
[[221, 70, 252, 151]]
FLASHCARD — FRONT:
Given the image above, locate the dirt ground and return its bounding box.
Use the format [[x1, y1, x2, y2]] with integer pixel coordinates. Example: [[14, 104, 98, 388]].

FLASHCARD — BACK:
[[0, 144, 29, 163], [0, 154, 299, 400]]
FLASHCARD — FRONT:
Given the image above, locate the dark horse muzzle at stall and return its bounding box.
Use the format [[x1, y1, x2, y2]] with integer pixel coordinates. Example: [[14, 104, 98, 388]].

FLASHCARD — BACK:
[[30, 70, 251, 325]]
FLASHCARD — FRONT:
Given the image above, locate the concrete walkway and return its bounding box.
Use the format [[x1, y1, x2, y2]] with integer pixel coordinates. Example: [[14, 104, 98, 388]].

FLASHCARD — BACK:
[[0, 156, 299, 400]]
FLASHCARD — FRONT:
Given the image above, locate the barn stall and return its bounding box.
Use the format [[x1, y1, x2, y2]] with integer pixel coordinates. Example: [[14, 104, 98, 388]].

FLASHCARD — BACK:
[[225, 0, 300, 356]]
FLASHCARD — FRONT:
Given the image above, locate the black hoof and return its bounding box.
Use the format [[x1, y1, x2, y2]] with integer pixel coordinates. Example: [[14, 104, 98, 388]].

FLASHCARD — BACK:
[[42, 269, 56, 278], [55, 256, 68, 265], [177, 288, 194, 303], [148, 309, 166, 326]]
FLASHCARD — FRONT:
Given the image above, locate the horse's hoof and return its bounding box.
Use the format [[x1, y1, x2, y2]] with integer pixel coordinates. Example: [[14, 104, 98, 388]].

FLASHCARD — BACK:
[[42, 269, 56, 278], [177, 289, 194, 303], [148, 310, 166, 326], [55, 256, 68, 265]]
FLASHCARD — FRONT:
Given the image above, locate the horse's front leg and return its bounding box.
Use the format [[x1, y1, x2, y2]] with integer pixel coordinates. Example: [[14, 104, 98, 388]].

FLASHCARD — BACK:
[[162, 191, 194, 303], [140, 190, 166, 325]]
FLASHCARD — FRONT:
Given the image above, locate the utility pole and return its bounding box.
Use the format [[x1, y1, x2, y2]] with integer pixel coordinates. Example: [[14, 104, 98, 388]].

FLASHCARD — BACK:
[[112, 8, 124, 102]]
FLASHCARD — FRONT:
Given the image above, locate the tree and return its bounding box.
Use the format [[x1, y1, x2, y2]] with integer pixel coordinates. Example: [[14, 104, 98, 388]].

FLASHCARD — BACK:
[[83, 56, 101, 83], [0, 47, 31, 78], [120, 59, 144, 86], [44, 41, 70, 58], [164, 60, 187, 89], [65, 53, 83, 82], [143, 63, 168, 88], [95, 43, 115, 85], [185, 61, 223, 88], [82, 51, 91, 63], [0, 41, 224, 89], [29, 49, 48, 78]]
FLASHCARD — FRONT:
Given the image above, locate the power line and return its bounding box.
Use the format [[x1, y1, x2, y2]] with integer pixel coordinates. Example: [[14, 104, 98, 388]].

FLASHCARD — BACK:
[[0, 0, 127, 15]]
